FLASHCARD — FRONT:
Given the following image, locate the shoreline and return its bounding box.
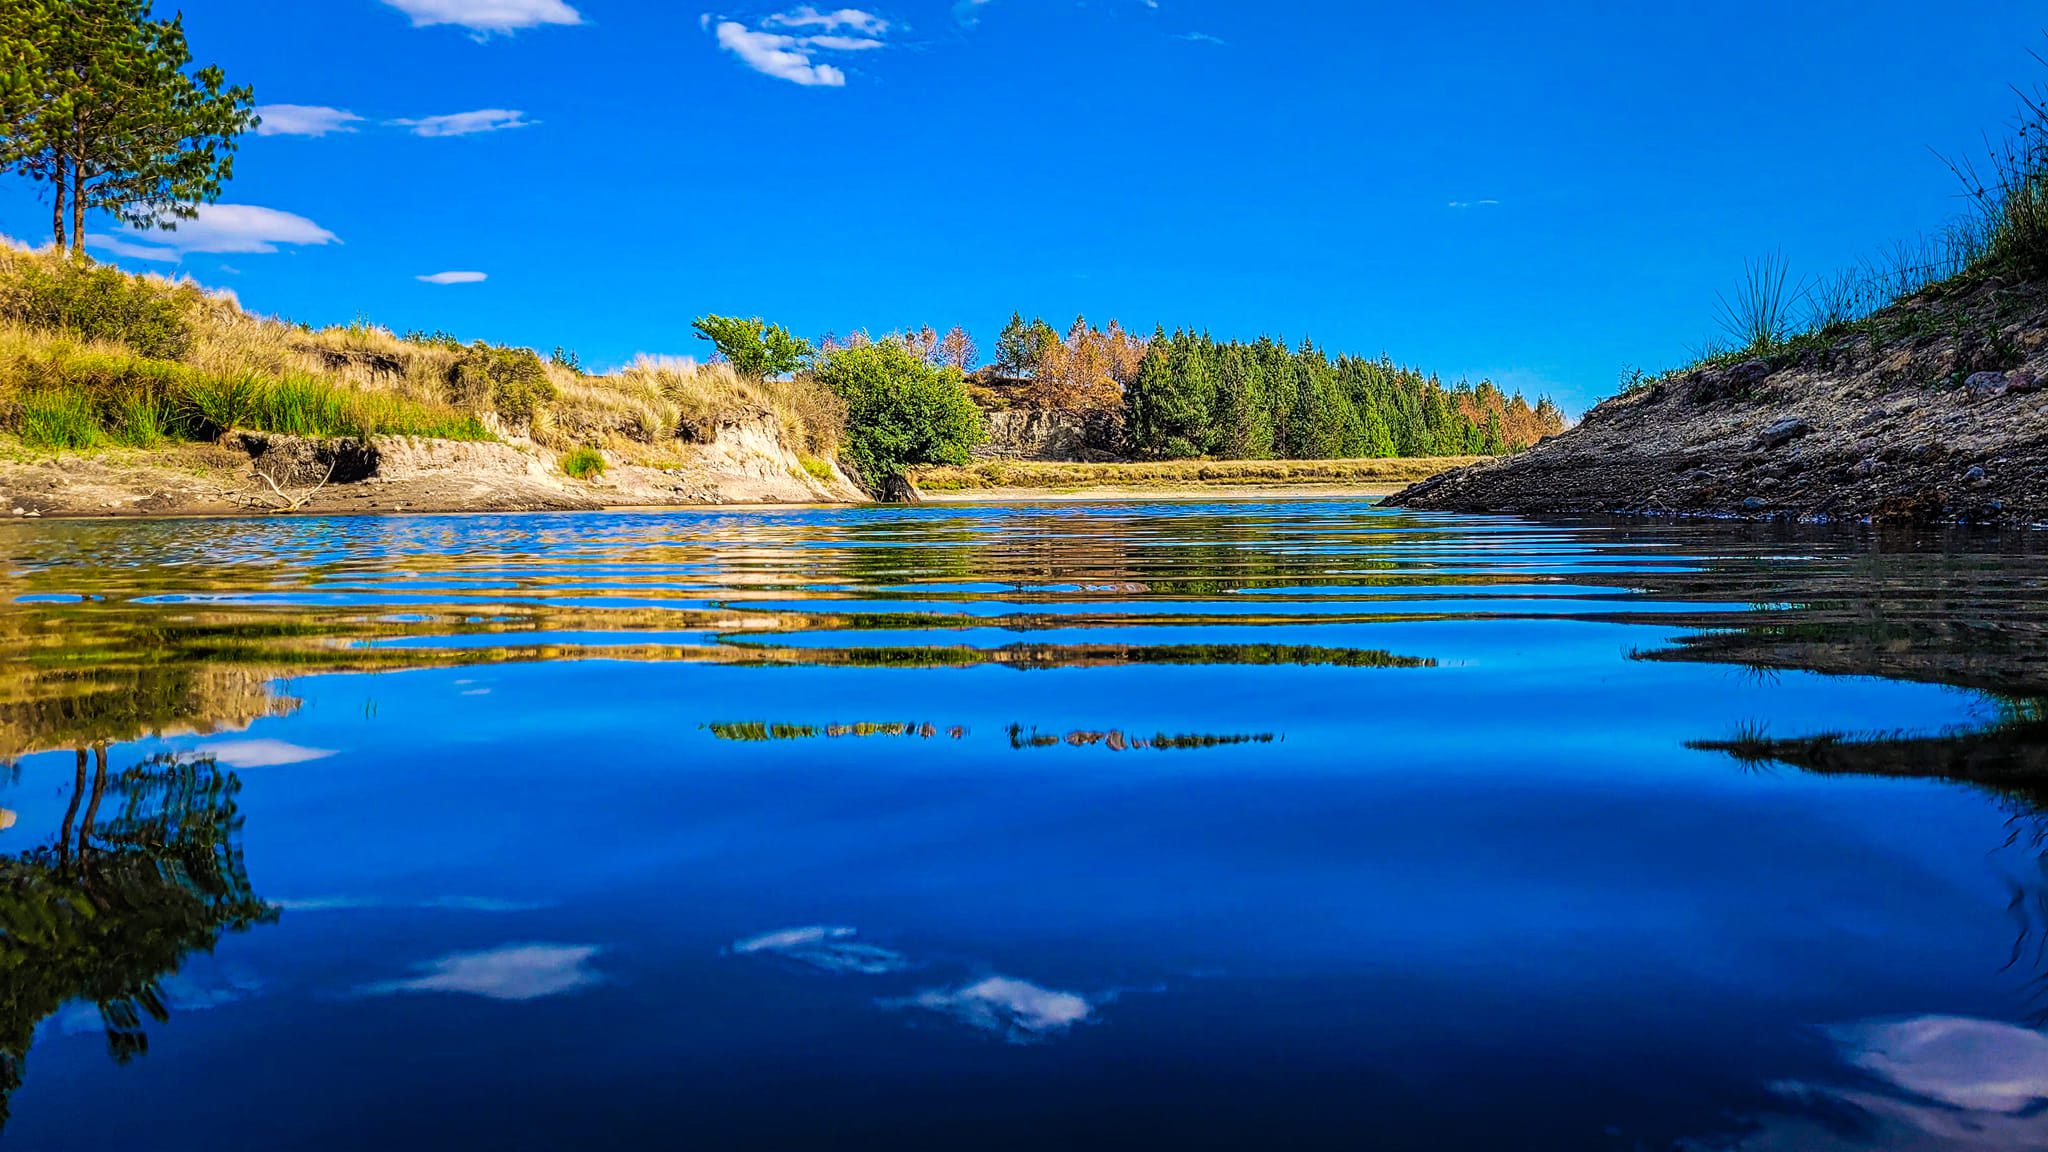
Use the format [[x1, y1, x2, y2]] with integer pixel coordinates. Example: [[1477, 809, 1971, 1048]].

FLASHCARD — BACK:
[[919, 482, 1406, 503]]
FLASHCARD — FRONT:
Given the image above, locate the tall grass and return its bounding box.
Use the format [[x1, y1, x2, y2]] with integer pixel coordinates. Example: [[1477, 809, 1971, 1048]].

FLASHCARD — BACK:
[[1946, 47, 2048, 277], [0, 328, 489, 446], [1713, 250, 1800, 354]]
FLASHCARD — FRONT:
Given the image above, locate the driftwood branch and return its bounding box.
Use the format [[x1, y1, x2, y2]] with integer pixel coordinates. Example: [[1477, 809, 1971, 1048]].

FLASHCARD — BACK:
[[251, 456, 338, 513]]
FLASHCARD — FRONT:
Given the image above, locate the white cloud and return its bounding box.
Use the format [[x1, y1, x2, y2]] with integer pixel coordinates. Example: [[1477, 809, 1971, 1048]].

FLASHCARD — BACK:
[[730, 925, 910, 974], [362, 943, 602, 1001], [255, 104, 365, 137], [382, 0, 582, 35], [87, 205, 340, 263], [198, 739, 337, 767], [713, 21, 847, 87], [802, 34, 885, 50], [392, 109, 532, 137], [1447, 199, 1501, 209], [418, 270, 488, 284], [1177, 31, 1224, 44], [896, 976, 1093, 1041], [763, 6, 887, 34], [1698, 1016, 2048, 1151]]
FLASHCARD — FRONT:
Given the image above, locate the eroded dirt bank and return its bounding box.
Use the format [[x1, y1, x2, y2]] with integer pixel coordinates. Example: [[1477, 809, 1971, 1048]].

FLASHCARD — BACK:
[[1391, 275, 2048, 528], [1, 413, 865, 518]]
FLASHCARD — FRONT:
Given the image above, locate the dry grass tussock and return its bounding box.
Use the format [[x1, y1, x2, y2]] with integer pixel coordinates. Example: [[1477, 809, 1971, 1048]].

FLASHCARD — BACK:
[[0, 241, 845, 458]]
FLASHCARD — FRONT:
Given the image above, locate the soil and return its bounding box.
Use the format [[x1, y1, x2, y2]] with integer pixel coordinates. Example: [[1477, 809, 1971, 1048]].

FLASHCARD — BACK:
[[0, 412, 865, 519], [1390, 273, 2048, 528]]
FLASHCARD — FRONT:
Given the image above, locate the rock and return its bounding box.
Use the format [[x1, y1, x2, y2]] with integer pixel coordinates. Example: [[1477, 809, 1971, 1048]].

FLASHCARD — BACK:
[[1964, 465, 1987, 483], [1741, 496, 1767, 511], [1756, 417, 1812, 449], [1850, 459, 1881, 479], [2007, 369, 2040, 394], [880, 474, 923, 504], [1853, 407, 1888, 428], [1965, 371, 2009, 400], [1730, 360, 1773, 388]]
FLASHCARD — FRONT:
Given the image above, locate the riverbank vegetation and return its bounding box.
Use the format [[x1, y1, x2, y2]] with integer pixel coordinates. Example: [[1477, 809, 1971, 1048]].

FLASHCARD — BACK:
[[1627, 46, 2048, 394], [913, 456, 1478, 493]]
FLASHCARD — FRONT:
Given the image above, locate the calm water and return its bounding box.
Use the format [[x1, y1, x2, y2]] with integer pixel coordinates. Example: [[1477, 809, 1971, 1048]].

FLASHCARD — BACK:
[[2, 501, 2046, 1150]]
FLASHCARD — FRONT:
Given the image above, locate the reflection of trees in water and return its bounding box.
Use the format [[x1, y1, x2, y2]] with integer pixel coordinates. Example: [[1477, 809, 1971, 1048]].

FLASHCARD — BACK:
[[1008, 724, 1280, 751], [709, 721, 966, 742], [0, 748, 274, 1127], [1692, 710, 2048, 1021]]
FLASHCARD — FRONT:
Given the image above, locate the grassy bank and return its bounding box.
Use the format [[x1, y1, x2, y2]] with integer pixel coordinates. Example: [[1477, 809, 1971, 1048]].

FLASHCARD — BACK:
[[0, 243, 844, 462], [913, 456, 1483, 492]]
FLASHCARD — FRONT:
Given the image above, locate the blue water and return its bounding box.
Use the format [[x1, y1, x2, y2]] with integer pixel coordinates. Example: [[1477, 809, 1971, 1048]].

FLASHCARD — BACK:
[[1, 501, 2045, 1150]]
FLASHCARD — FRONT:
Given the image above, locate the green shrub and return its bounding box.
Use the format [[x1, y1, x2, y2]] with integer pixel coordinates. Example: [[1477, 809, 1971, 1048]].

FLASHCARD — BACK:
[[17, 389, 104, 449], [450, 343, 556, 421], [798, 454, 834, 482], [814, 340, 984, 494], [0, 258, 194, 359], [560, 446, 606, 480]]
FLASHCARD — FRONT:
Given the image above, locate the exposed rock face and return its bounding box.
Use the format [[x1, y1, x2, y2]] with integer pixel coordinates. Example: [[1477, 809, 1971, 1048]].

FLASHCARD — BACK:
[[976, 409, 1122, 462], [1392, 275, 2048, 528], [2, 405, 866, 518]]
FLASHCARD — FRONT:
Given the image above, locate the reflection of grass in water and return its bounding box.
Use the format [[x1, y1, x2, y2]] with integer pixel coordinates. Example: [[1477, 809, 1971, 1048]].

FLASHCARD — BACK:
[[708, 721, 966, 742], [1007, 724, 1280, 752]]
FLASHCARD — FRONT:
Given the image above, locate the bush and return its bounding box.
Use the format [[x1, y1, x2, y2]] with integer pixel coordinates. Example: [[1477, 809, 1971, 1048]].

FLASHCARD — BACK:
[[449, 343, 557, 421], [813, 340, 984, 493], [560, 446, 606, 480], [0, 257, 195, 359], [692, 315, 814, 378]]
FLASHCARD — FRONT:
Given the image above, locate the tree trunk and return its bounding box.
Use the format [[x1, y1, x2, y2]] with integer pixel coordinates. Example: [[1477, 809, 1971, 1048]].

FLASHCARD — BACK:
[[69, 165, 85, 257], [51, 156, 66, 251]]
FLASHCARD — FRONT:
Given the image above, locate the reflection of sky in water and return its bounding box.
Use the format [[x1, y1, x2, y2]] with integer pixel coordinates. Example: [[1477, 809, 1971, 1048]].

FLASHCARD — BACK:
[[2, 504, 2046, 1149]]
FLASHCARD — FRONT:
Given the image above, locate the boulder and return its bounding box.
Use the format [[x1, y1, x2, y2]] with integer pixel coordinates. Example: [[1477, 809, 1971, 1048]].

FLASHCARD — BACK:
[[1756, 417, 1812, 449], [1965, 371, 2010, 401]]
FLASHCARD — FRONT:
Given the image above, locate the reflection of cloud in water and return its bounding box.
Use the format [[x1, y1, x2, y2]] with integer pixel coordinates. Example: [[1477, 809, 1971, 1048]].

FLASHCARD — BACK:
[[896, 976, 1093, 1042], [275, 895, 545, 913], [51, 973, 263, 1037], [362, 944, 602, 1001], [730, 925, 909, 975], [197, 739, 335, 767], [1696, 1015, 2048, 1151]]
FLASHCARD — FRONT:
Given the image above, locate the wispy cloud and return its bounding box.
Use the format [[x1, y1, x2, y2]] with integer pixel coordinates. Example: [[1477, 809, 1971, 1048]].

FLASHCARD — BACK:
[[255, 104, 364, 137], [762, 6, 887, 34], [198, 739, 336, 767], [87, 204, 340, 263], [709, 7, 899, 86], [418, 270, 488, 285], [730, 925, 911, 974], [710, 20, 845, 86], [1177, 31, 1224, 44], [382, 0, 582, 36], [954, 0, 992, 26], [894, 976, 1093, 1042], [361, 943, 603, 1001], [1447, 199, 1501, 209], [392, 109, 532, 137]]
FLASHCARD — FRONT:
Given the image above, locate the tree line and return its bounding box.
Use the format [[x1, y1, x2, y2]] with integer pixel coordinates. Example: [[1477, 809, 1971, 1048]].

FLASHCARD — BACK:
[[990, 314, 1563, 459]]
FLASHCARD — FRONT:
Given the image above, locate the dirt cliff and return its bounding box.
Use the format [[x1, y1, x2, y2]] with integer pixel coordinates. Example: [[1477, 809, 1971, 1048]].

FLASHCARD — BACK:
[[1391, 273, 2048, 528]]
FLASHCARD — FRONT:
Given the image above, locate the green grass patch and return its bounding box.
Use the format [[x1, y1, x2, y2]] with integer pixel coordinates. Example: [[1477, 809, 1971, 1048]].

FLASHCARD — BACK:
[[560, 446, 606, 480]]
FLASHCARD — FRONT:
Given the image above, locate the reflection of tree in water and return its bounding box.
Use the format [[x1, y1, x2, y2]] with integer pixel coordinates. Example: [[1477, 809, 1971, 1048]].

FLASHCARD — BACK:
[[1693, 705, 2048, 1021], [0, 748, 275, 1127]]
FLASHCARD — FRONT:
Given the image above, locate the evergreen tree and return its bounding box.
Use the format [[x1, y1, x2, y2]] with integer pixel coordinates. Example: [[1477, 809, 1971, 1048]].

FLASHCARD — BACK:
[[0, 0, 257, 254]]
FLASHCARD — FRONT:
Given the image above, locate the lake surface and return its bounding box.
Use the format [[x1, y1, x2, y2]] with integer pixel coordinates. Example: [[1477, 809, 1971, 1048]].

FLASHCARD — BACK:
[[2, 500, 2046, 1150]]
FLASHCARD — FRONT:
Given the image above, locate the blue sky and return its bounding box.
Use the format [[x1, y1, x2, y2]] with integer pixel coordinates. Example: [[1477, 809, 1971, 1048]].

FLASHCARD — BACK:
[[7, 1, 2041, 413]]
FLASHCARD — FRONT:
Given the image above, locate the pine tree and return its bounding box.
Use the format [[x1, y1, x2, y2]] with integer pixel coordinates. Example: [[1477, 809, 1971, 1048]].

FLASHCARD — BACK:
[[0, 0, 257, 254]]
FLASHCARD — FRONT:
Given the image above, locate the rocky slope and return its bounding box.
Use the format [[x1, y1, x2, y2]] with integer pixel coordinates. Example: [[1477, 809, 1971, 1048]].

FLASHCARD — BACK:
[[1392, 273, 2048, 528], [1, 409, 864, 518]]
